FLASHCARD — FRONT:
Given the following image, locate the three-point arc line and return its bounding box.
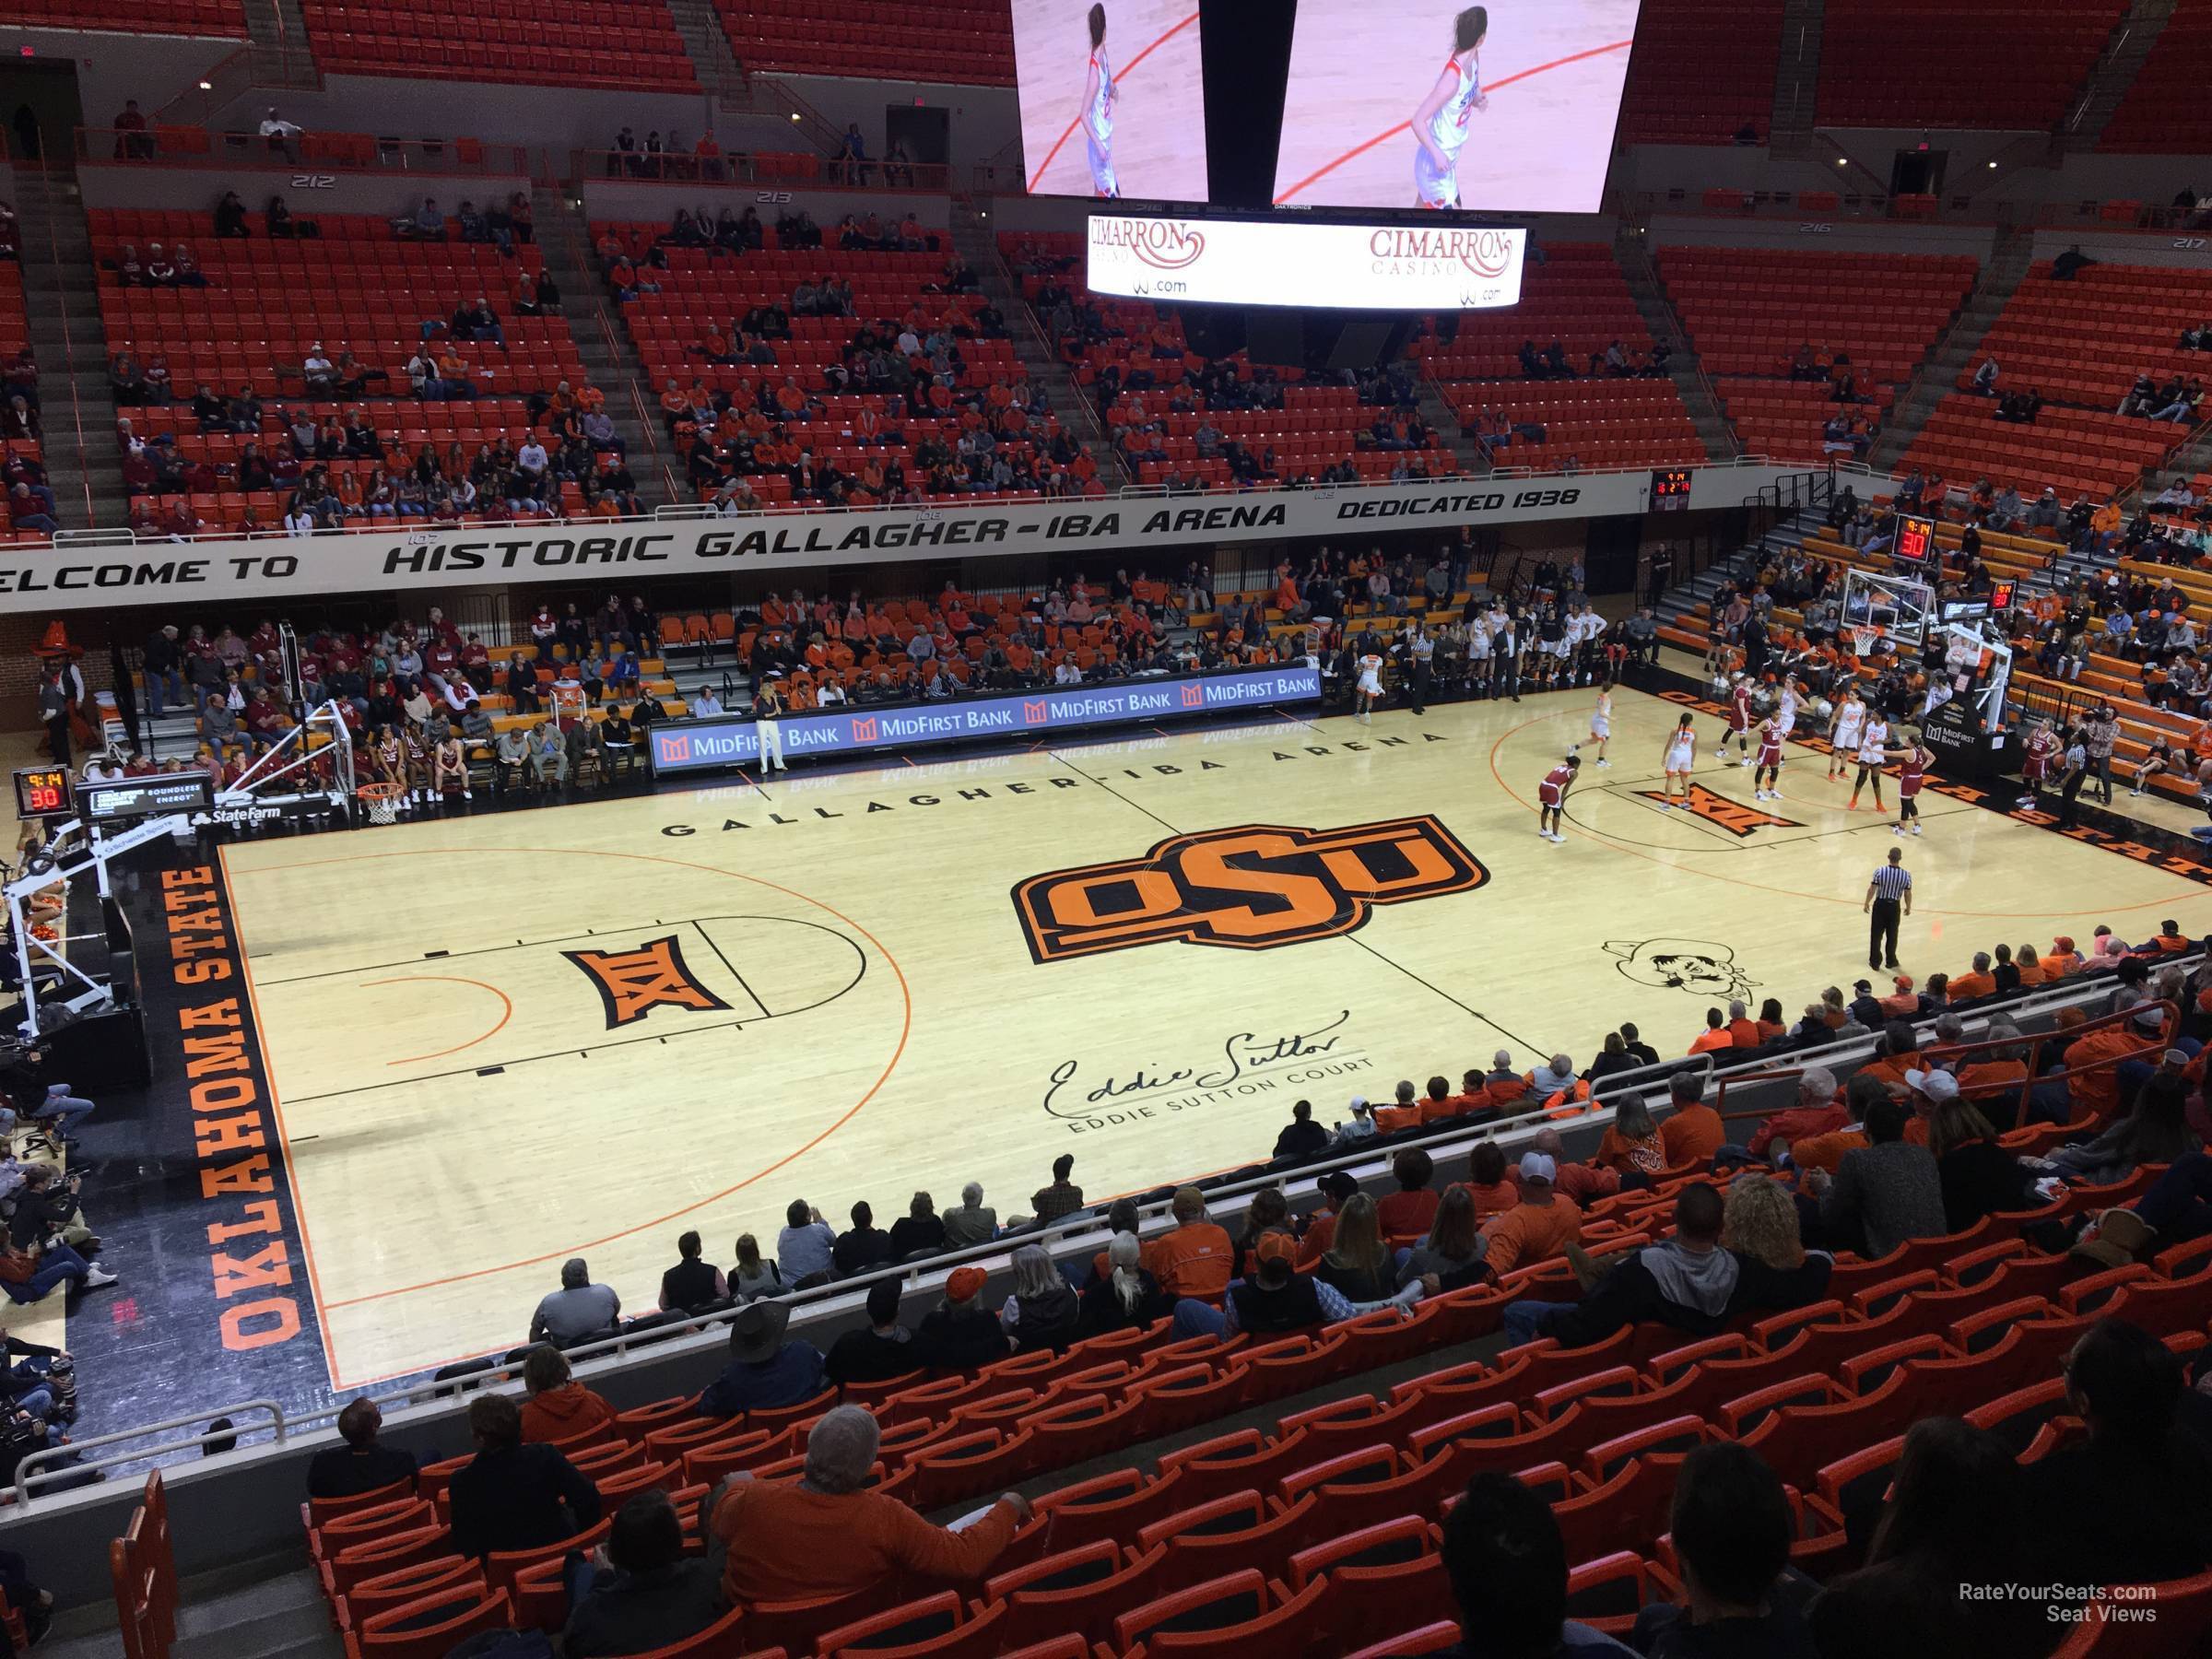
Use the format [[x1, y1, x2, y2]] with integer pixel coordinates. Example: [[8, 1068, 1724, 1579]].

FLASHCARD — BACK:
[[363, 975, 515, 1065]]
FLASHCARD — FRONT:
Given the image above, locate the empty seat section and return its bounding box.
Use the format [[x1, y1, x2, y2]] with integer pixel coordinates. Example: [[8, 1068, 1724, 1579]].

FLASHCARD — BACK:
[[299, 0, 698, 90], [1618, 0, 1785, 144], [1817, 0, 2124, 129]]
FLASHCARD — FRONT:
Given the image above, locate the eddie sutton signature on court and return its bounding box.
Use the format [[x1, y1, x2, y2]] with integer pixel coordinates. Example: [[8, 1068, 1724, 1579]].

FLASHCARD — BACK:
[[1041, 1010, 1373, 1124]]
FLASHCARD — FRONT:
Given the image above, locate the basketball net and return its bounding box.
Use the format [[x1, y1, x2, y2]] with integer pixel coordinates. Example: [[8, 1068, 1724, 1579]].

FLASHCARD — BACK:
[[1849, 625, 1881, 660]]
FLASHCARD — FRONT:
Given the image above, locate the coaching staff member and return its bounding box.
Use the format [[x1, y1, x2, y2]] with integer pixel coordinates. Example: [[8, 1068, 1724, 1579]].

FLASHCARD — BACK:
[[1865, 845, 1912, 971]]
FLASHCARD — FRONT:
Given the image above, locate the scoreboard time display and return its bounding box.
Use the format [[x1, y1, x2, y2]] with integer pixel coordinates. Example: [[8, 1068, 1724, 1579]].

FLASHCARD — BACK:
[[1894, 512, 1938, 568], [13, 766, 72, 819], [1649, 468, 1693, 511]]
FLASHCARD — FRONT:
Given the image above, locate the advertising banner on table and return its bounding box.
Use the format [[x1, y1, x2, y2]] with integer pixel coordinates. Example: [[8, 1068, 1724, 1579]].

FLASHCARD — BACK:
[[1087, 215, 1528, 310], [0, 464, 1806, 616], [649, 665, 1323, 776]]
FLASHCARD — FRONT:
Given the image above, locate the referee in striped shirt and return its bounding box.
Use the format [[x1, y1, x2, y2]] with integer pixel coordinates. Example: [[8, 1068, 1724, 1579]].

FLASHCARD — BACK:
[[1865, 845, 1912, 971]]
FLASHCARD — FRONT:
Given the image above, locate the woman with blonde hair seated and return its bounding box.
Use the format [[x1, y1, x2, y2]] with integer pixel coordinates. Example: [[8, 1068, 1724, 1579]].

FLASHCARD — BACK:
[[1721, 1173, 1833, 1314]]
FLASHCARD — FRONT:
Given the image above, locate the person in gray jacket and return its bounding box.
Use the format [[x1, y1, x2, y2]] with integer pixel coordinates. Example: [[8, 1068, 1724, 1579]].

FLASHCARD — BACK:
[[942, 1182, 998, 1247], [1809, 1096, 1946, 1258]]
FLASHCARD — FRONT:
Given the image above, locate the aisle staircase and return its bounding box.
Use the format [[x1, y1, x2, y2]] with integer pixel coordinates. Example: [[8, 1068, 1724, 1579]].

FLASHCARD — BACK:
[[9, 171, 126, 534], [1865, 224, 2036, 473], [533, 188, 670, 504], [950, 198, 1127, 488], [1614, 229, 1738, 461], [2061, 0, 2178, 150], [1769, 0, 1826, 148]]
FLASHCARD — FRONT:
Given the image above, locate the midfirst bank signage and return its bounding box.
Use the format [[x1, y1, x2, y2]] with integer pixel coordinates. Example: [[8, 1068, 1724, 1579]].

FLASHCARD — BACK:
[[0, 464, 1806, 615], [650, 665, 1323, 774]]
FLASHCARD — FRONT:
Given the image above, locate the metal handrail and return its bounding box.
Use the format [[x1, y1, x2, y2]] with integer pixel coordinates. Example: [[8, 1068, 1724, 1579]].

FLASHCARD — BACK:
[[572, 149, 951, 194], [78, 127, 532, 179], [0, 455, 1786, 551], [4, 939, 2186, 1511], [1712, 982, 2190, 1121], [29, 161, 94, 527], [548, 206, 676, 505], [15, 1400, 286, 1503]]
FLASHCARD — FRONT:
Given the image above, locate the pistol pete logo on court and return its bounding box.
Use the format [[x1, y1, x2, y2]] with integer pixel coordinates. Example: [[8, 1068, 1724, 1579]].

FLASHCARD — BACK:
[[563, 935, 733, 1028], [1011, 817, 1487, 964]]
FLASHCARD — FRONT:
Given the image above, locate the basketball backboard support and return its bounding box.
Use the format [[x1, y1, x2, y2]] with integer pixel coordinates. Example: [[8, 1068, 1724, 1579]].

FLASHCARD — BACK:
[[1841, 568, 1935, 649]]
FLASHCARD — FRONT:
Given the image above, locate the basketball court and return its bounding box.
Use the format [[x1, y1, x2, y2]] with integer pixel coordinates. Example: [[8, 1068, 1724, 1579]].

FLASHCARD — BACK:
[[1273, 0, 1641, 208], [1012, 0, 1207, 200], [206, 682, 2212, 1390]]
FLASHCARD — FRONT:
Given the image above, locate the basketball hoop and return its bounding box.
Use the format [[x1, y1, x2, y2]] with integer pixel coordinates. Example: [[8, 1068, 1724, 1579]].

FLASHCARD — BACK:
[[355, 782, 405, 826], [1849, 625, 1880, 661]]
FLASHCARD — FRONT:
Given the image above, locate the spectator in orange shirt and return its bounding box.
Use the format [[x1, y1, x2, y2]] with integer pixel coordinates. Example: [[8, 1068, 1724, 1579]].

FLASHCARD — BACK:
[[1594, 1093, 1667, 1179], [1477, 1153, 1583, 1277], [1373, 1078, 1424, 1133], [2015, 945, 2047, 987], [518, 1345, 616, 1447], [1528, 1127, 1623, 1208], [1724, 1000, 1760, 1048], [1948, 953, 1997, 1003], [1859, 1022, 1923, 1093], [1376, 1148, 1440, 1240], [1754, 998, 1789, 1046], [1688, 1008, 1734, 1055], [1659, 1072, 1726, 1165], [710, 1406, 1028, 1605], [2147, 918, 2192, 955], [1781, 1073, 1888, 1175], [2043, 1005, 2164, 1125], [1953, 1023, 2032, 1130], [1745, 1066, 1846, 1159], [1143, 1186, 1233, 1299], [1295, 1171, 1359, 1267], [1449, 1140, 1522, 1220], [1417, 1075, 1462, 1126], [2047, 935, 2083, 975]]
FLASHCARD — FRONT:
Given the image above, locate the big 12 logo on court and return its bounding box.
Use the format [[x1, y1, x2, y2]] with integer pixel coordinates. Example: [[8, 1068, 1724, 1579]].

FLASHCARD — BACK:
[[1011, 818, 1487, 964]]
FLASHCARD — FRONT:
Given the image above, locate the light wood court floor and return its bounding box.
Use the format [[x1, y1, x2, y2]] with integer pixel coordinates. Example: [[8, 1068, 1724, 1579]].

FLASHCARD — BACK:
[[218, 684, 2212, 1386], [1273, 0, 1641, 208], [1010, 0, 1206, 201]]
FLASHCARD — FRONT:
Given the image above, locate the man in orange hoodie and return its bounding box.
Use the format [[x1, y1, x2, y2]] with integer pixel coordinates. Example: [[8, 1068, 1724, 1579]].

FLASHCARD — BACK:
[[519, 1345, 617, 1446]]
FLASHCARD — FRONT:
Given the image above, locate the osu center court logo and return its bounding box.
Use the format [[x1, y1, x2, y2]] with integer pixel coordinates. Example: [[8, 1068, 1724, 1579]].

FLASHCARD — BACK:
[[1013, 817, 1487, 964], [563, 935, 733, 1028], [1635, 783, 1802, 839]]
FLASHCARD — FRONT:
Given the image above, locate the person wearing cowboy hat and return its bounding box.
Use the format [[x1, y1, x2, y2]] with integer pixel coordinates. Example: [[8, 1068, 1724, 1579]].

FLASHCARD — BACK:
[[696, 1300, 825, 1419]]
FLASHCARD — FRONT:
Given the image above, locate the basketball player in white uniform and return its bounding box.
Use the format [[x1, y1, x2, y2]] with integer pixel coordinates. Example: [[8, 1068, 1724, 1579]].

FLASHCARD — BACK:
[[1354, 647, 1385, 722], [1828, 688, 1865, 782], [1081, 5, 1119, 199], [1661, 712, 1697, 807], [1411, 7, 1488, 208], [1774, 675, 1801, 740], [1849, 712, 1891, 810], [1588, 687, 1612, 766]]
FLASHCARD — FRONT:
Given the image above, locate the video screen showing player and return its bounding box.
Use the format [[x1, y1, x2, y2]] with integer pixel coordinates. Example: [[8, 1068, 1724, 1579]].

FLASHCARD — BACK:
[[1010, 0, 1210, 202], [1271, 0, 1643, 212]]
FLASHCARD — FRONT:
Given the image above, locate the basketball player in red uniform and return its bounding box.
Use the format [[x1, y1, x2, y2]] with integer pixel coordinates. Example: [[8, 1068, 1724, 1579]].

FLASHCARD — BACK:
[[1535, 752, 1580, 844], [1894, 736, 1932, 837], [1751, 714, 1786, 801], [2018, 718, 2059, 811], [1716, 674, 1755, 765]]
